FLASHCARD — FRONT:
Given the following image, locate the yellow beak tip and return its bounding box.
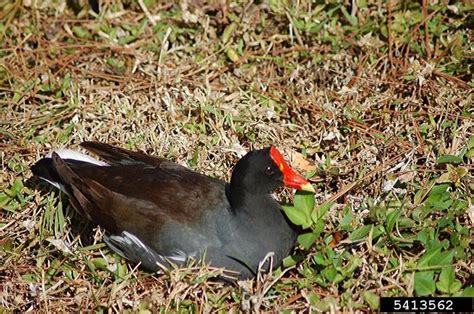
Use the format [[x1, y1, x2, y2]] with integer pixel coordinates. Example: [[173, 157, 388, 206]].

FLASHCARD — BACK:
[[300, 182, 315, 193]]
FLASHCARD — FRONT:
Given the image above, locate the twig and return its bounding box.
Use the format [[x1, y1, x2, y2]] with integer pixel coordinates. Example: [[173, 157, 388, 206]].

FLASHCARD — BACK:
[[422, 0, 431, 59], [432, 69, 470, 89], [138, 0, 157, 26], [327, 151, 408, 203], [386, 0, 394, 71], [411, 117, 425, 153]]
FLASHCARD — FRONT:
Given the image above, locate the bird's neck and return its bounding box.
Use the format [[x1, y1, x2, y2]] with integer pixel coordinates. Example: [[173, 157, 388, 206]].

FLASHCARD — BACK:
[[226, 183, 264, 212]]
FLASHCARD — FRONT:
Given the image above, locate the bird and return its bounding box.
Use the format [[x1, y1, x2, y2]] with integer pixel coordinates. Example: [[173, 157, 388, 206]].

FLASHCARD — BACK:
[[31, 142, 315, 280]]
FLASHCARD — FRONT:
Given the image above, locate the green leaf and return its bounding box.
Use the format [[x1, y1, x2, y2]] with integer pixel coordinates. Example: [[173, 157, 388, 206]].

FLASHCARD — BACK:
[[437, 265, 462, 294], [0, 192, 11, 208], [462, 287, 474, 297], [436, 154, 463, 164], [362, 291, 379, 310], [294, 191, 315, 216], [430, 250, 454, 266], [221, 23, 236, 44], [313, 219, 325, 237], [226, 48, 239, 63], [437, 165, 469, 185], [6, 178, 24, 199], [282, 205, 311, 228], [311, 201, 332, 224], [340, 257, 363, 276], [437, 266, 454, 293], [282, 253, 304, 267], [72, 26, 91, 39], [427, 184, 450, 201], [306, 291, 320, 306], [340, 213, 353, 231], [349, 224, 372, 241], [414, 271, 436, 296], [340, 6, 358, 26], [418, 246, 443, 267], [417, 229, 432, 244], [91, 258, 108, 271], [313, 252, 329, 266], [322, 266, 337, 281], [468, 135, 474, 150], [22, 273, 37, 283], [372, 225, 385, 240], [385, 209, 399, 233], [297, 231, 319, 249], [115, 261, 127, 278]]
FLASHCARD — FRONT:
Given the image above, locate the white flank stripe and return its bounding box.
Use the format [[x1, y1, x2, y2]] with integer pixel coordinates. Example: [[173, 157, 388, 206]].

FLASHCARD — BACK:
[[47, 149, 109, 166]]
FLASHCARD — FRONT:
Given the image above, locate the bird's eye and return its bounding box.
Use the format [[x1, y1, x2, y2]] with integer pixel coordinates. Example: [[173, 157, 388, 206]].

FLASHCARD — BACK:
[[265, 166, 274, 176]]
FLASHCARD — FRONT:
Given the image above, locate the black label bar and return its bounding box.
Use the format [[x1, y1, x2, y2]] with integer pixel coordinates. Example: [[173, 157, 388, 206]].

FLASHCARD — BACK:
[[380, 297, 472, 312]]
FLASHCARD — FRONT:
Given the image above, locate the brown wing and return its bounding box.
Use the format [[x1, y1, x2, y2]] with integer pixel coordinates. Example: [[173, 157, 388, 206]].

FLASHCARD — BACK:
[[50, 150, 228, 237]]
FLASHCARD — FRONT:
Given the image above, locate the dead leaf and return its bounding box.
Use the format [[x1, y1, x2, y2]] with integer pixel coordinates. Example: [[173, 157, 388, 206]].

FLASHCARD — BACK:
[[329, 231, 344, 247], [287, 149, 317, 173]]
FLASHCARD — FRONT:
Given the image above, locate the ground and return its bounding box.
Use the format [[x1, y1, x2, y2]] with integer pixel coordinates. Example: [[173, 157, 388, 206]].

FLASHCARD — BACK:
[[0, 0, 473, 312]]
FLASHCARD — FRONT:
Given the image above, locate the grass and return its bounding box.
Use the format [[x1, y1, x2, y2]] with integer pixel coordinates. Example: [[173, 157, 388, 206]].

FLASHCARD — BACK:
[[1, 0, 473, 311]]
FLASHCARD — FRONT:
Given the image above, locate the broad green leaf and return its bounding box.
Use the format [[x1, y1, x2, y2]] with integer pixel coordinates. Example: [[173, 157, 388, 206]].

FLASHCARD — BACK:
[[313, 252, 329, 266], [282, 205, 311, 228], [5, 178, 24, 198], [426, 184, 450, 201], [294, 191, 315, 216], [418, 246, 443, 267], [436, 154, 462, 164], [437, 265, 462, 294], [431, 199, 452, 210], [414, 271, 436, 296], [426, 184, 452, 210], [430, 249, 454, 266], [297, 231, 319, 249], [437, 265, 454, 292], [349, 224, 372, 241]]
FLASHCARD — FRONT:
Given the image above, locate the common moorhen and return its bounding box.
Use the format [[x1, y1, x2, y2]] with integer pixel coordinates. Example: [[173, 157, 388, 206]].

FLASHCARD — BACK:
[[32, 142, 315, 279]]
